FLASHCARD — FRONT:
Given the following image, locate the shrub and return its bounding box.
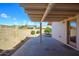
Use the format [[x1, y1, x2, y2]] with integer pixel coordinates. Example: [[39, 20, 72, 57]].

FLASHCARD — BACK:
[[31, 30, 35, 35], [44, 27, 52, 34], [36, 30, 40, 34]]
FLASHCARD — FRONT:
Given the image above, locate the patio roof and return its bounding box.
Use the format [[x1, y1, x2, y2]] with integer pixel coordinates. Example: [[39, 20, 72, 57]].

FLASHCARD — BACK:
[[20, 3, 79, 22]]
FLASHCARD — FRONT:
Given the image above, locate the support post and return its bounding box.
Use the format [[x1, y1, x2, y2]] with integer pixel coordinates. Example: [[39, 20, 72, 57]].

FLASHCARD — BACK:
[[40, 22, 42, 43]]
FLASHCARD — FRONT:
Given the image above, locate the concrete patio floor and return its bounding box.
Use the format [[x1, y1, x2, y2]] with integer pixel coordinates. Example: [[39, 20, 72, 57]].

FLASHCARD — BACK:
[[12, 36, 79, 56]]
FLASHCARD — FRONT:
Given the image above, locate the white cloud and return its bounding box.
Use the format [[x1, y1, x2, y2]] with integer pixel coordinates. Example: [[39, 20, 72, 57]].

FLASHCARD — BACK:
[[0, 13, 8, 19]]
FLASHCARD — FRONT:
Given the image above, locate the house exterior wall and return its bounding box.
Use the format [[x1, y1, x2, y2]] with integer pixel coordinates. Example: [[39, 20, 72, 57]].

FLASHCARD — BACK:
[[52, 21, 67, 44], [52, 16, 79, 51]]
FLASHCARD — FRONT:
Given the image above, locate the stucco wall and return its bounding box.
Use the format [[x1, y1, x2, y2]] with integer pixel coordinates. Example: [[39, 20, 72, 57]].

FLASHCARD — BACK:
[[52, 16, 79, 51], [52, 21, 67, 44]]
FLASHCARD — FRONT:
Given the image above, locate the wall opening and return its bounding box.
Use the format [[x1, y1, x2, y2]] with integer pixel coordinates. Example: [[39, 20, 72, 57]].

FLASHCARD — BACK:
[[67, 19, 77, 48]]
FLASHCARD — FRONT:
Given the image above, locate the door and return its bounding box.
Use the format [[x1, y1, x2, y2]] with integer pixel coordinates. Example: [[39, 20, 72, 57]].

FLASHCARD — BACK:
[[67, 20, 77, 47]]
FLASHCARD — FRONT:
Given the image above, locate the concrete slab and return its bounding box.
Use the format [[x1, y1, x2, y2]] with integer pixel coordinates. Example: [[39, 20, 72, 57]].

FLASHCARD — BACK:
[[12, 36, 79, 56]]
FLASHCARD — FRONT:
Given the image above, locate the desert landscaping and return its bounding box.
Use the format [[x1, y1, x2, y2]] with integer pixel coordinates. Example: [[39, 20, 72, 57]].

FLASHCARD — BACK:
[[0, 26, 33, 50], [0, 26, 27, 50], [0, 25, 44, 50]]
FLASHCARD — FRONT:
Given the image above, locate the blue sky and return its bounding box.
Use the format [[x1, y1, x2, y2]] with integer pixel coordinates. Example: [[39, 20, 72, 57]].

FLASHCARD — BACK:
[[0, 3, 48, 27], [70, 21, 76, 27]]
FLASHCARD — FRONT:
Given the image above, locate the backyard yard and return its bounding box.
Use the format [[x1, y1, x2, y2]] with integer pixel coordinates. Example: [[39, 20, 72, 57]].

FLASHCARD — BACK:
[[0, 26, 42, 51], [0, 26, 28, 50]]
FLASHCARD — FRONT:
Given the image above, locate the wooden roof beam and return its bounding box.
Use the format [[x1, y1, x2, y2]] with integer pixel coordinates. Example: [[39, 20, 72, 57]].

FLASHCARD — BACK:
[[29, 14, 75, 17], [50, 10, 79, 15], [41, 3, 55, 22], [26, 10, 44, 14]]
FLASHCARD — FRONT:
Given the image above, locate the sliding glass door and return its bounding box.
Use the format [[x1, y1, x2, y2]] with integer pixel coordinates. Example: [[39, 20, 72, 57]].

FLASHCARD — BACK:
[[67, 20, 77, 47]]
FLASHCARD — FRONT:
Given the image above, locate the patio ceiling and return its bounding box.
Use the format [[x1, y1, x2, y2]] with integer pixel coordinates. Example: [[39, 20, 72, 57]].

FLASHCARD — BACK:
[[20, 3, 79, 22]]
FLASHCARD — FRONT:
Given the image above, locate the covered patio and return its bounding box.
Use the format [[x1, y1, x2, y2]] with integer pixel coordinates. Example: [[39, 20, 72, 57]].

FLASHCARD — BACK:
[[12, 3, 79, 56]]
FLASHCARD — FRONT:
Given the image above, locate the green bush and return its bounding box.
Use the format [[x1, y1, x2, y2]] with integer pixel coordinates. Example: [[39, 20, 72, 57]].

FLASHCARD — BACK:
[[36, 31, 40, 34], [31, 30, 35, 35], [44, 27, 52, 34]]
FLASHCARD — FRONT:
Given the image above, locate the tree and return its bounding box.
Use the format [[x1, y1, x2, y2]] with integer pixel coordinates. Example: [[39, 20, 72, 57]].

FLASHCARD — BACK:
[[44, 27, 52, 34]]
